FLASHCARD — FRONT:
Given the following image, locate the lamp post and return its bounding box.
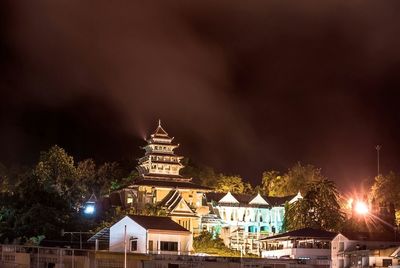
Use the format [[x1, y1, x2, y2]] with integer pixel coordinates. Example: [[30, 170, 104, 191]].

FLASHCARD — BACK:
[[375, 145, 381, 177]]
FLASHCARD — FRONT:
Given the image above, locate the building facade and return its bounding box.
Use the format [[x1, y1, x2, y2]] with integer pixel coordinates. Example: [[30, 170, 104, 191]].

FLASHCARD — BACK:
[[331, 233, 400, 268], [109, 215, 193, 254], [203, 191, 302, 255], [260, 227, 336, 267]]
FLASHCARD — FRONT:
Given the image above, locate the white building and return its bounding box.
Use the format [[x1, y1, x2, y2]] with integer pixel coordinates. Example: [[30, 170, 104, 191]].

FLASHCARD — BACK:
[[260, 227, 336, 267], [204, 191, 302, 255], [331, 233, 400, 268], [109, 215, 193, 254]]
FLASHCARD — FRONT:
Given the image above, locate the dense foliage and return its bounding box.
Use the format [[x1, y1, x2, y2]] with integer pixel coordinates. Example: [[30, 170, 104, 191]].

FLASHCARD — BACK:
[[284, 178, 344, 232], [0, 145, 128, 244], [193, 231, 255, 257], [370, 172, 400, 225]]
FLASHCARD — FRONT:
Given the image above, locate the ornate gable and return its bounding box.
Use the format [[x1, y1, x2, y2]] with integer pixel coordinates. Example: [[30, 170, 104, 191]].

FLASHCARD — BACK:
[[159, 190, 196, 216], [218, 192, 239, 204], [249, 193, 269, 205]]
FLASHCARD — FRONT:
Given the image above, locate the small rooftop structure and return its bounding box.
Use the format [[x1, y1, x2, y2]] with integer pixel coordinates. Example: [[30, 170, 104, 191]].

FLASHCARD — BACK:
[[260, 227, 337, 242]]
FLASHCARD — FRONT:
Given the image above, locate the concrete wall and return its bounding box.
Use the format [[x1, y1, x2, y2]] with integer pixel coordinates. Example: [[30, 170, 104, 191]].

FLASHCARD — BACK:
[[261, 248, 331, 260], [110, 216, 147, 253], [148, 231, 192, 253]]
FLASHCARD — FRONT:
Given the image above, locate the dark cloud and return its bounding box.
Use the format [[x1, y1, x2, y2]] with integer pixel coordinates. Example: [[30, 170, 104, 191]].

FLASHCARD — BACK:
[[1, 0, 400, 190]]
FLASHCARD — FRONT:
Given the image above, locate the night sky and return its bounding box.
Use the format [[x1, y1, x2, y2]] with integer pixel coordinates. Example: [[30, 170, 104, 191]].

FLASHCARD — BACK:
[[1, 0, 400, 191]]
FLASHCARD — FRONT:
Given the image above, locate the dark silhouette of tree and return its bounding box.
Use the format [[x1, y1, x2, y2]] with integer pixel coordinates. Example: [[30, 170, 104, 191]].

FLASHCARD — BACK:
[[285, 178, 344, 232]]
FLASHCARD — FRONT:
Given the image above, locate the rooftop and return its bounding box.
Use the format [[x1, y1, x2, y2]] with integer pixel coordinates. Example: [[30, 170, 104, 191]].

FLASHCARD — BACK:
[[260, 228, 337, 241], [133, 178, 212, 190], [128, 215, 190, 232], [205, 192, 296, 206]]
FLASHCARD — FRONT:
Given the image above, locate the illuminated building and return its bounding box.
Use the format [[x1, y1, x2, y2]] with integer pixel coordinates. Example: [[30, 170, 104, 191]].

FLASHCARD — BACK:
[[116, 121, 211, 233], [204, 191, 302, 255]]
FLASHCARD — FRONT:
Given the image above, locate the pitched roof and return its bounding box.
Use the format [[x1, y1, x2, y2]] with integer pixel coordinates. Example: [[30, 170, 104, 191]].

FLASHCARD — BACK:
[[87, 227, 110, 242], [159, 190, 181, 208], [158, 190, 196, 217], [219, 192, 240, 203], [133, 178, 212, 190], [249, 193, 269, 205], [260, 227, 337, 241], [151, 120, 171, 139], [205, 192, 295, 207], [128, 215, 190, 232]]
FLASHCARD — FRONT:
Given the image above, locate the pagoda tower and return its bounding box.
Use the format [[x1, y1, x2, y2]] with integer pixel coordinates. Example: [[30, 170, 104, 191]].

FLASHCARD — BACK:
[[137, 120, 189, 182]]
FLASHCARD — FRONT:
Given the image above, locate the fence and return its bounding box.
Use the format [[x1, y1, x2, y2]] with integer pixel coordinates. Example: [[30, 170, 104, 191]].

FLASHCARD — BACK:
[[0, 244, 327, 268]]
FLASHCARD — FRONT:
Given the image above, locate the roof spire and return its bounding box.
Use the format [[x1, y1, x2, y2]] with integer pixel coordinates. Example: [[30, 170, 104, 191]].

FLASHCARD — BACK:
[[158, 119, 161, 127]]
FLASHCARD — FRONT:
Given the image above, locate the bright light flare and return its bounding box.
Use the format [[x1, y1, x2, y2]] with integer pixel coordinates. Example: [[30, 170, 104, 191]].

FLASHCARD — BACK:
[[354, 201, 368, 215], [84, 204, 95, 215]]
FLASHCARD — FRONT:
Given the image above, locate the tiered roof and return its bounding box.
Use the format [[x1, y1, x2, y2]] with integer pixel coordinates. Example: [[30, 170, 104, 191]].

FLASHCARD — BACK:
[[133, 120, 212, 191], [137, 120, 185, 180]]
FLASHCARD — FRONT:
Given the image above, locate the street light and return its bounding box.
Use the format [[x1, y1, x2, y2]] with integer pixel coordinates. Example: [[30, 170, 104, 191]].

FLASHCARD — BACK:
[[354, 201, 369, 215], [83, 193, 97, 216]]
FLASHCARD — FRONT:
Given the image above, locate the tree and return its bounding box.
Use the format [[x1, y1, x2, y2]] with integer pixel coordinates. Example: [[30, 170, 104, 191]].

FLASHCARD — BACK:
[[181, 159, 220, 188], [77, 159, 122, 197], [215, 175, 245, 193], [261, 163, 323, 197], [261, 170, 283, 196], [34, 145, 83, 208], [284, 178, 344, 232], [282, 162, 324, 195], [0, 146, 99, 243], [370, 172, 400, 225]]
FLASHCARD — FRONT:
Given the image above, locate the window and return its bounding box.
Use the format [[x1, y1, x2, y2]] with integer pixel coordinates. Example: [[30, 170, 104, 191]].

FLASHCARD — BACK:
[[130, 240, 138, 251], [160, 241, 178, 251], [149, 240, 154, 252], [127, 195, 133, 204], [383, 259, 393, 267], [339, 242, 344, 251]]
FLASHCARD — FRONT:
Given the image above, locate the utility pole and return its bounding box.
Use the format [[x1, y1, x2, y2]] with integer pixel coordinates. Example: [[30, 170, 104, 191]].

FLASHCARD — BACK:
[[124, 225, 127, 268], [375, 145, 381, 177]]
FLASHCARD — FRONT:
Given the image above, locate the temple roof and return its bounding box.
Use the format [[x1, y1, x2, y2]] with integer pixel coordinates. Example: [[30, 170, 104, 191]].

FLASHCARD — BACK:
[[205, 192, 297, 207], [159, 190, 182, 209], [150, 120, 172, 139], [158, 190, 196, 217], [133, 178, 212, 190]]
